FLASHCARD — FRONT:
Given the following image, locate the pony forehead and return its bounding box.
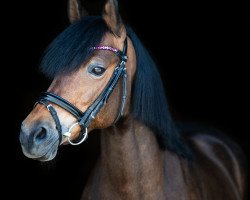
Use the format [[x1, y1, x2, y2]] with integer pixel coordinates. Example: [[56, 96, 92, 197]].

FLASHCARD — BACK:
[[90, 45, 125, 60]]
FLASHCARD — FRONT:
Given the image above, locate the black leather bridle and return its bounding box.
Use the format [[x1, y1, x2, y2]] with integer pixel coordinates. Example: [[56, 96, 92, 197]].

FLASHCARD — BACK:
[[37, 38, 128, 145]]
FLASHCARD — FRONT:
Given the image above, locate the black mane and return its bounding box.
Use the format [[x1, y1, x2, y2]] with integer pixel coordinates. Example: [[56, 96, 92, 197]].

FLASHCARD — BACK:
[[40, 16, 189, 157], [127, 27, 189, 157]]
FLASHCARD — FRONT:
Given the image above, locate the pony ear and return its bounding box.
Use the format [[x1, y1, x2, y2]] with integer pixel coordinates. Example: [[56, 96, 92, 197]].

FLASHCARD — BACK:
[[68, 0, 88, 23], [102, 0, 125, 38]]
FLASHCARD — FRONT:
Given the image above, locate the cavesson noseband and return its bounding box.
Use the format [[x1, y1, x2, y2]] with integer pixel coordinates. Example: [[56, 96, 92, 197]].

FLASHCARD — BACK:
[[37, 38, 128, 145]]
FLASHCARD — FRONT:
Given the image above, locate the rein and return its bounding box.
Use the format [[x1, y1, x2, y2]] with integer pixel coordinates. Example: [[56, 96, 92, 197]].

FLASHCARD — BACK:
[[37, 38, 128, 145]]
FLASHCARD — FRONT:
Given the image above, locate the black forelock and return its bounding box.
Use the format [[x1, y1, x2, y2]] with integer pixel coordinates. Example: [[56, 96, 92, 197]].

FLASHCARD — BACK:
[[40, 16, 110, 79]]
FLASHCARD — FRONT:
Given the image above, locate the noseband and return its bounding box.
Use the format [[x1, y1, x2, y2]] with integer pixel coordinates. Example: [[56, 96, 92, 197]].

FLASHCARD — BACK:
[[37, 38, 128, 145]]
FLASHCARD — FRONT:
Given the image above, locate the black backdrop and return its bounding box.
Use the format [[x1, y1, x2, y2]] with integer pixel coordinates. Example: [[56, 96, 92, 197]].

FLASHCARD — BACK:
[[3, 0, 249, 199]]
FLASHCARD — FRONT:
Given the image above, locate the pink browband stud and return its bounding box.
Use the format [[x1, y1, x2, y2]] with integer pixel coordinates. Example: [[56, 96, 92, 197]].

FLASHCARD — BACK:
[[91, 46, 119, 53]]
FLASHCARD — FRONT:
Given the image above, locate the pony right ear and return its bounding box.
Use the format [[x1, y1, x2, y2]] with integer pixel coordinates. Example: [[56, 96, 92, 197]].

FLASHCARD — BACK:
[[102, 0, 125, 38], [68, 0, 88, 23]]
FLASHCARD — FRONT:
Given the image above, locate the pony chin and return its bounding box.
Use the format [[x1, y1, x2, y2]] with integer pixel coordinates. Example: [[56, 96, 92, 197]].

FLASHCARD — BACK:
[[22, 146, 58, 162], [34, 148, 58, 162]]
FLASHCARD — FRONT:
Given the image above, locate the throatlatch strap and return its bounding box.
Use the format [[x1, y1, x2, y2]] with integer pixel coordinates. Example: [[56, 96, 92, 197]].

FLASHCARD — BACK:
[[114, 68, 127, 123]]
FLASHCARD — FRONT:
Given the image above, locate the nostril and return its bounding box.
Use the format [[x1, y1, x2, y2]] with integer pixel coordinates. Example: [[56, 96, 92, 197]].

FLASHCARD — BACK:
[[34, 127, 47, 141]]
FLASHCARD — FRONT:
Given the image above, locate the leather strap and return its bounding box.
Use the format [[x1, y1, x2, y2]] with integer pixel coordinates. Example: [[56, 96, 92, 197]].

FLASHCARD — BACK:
[[39, 92, 84, 119], [38, 99, 63, 144]]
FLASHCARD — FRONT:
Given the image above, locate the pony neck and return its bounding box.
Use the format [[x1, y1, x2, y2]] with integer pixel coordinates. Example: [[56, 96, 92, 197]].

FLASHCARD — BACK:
[[99, 115, 167, 198]]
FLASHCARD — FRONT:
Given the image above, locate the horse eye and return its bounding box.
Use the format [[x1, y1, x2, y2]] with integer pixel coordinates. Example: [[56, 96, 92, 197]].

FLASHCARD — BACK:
[[89, 66, 106, 76]]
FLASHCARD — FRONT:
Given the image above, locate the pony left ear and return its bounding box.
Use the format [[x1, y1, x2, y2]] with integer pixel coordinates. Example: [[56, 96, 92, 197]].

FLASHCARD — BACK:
[[102, 0, 125, 38], [68, 0, 88, 24]]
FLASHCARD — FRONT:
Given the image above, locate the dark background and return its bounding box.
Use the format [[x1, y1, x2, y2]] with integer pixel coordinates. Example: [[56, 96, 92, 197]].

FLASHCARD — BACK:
[[3, 0, 249, 199]]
